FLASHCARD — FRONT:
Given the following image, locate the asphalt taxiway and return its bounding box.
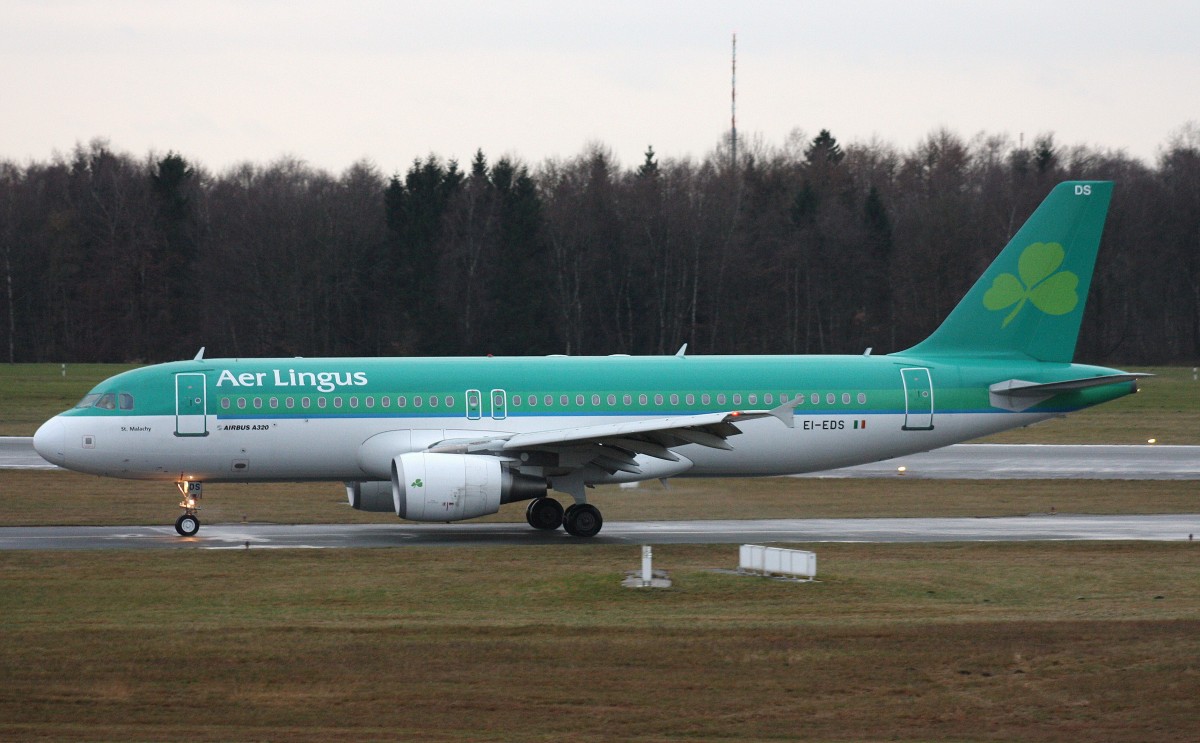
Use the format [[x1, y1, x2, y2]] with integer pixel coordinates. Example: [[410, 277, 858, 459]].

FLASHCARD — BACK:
[[1, 515, 1197, 551], [798, 444, 1200, 480], [4, 437, 1197, 551]]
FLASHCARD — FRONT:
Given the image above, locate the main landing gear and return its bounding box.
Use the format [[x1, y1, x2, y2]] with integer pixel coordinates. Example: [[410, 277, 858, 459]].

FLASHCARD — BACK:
[[175, 481, 202, 536], [524, 497, 603, 538]]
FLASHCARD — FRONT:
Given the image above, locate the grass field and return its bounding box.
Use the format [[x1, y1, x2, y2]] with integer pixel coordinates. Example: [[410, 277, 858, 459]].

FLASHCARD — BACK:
[[1, 542, 1197, 741], [2, 363, 1197, 741]]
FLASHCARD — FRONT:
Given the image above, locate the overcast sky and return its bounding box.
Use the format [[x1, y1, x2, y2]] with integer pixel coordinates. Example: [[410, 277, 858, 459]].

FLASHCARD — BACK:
[[2, 1, 1197, 173]]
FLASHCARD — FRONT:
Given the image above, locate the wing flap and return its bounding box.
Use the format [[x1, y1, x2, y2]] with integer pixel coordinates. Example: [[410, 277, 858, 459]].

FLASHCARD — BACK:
[[499, 410, 771, 451]]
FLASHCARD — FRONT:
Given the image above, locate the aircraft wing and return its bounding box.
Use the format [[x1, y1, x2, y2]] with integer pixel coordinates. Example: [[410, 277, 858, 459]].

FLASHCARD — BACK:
[[427, 403, 798, 477]]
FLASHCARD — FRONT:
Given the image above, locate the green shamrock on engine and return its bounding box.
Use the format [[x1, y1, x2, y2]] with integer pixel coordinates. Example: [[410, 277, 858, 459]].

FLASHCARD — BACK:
[[983, 242, 1079, 327]]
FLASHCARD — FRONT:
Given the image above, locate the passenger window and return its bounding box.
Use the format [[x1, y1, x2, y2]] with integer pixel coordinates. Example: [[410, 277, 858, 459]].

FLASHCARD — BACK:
[[607, 394, 616, 406], [842, 393, 851, 405], [686, 394, 695, 405], [858, 393, 867, 404], [544, 395, 553, 407], [576, 394, 585, 406], [333, 397, 343, 409], [748, 394, 758, 405], [317, 398, 327, 409], [717, 394, 727, 405], [701, 394, 710, 405], [764, 393, 773, 405], [826, 393, 835, 405], [286, 397, 295, 409], [365, 396, 374, 408], [810, 393, 819, 405], [639, 394, 648, 405], [302, 397, 311, 409], [623, 394, 632, 405], [445, 396, 453, 407], [796, 394, 805, 405], [398, 396, 407, 408], [414, 396, 423, 408], [96, 393, 117, 410], [269, 397, 279, 409], [513, 396, 522, 407], [670, 394, 679, 405], [429, 396, 438, 408], [350, 397, 359, 409], [560, 395, 569, 406], [253, 397, 263, 409], [592, 394, 601, 406], [119, 393, 134, 410], [221, 398, 231, 410], [733, 394, 742, 405], [654, 394, 664, 405], [381, 396, 390, 408], [237, 398, 247, 410]]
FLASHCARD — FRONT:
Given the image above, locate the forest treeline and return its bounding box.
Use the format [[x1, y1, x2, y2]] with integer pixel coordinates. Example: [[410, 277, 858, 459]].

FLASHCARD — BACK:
[[1, 127, 1198, 364]]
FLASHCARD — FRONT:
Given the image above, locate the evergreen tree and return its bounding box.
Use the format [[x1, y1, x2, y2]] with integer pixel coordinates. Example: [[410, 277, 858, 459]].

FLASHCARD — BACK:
[[382, 157, 463, 353], [1034, 134, 1057, 175], [805, 129, 844, 166], [637, 146, 659, 179], [150, 152, 198, 354]]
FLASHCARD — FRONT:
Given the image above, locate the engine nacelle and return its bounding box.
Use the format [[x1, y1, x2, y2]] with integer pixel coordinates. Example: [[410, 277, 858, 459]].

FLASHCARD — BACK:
[[391, 452, 547, 522], [345, 481, 395, 512]]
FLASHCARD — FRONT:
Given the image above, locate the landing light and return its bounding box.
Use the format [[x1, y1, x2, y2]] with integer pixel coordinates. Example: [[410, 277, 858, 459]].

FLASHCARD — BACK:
[[897, 466, 907, 475], [1147, 438, 1157, 445]]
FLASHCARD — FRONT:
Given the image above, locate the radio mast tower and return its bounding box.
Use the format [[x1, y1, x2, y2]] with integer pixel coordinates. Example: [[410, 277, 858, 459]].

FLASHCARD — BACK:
[[730, 32, 737, 168]]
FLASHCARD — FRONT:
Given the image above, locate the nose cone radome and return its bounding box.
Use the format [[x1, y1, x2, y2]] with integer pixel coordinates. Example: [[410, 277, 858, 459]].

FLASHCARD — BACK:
[[33, 417, 66, 466]]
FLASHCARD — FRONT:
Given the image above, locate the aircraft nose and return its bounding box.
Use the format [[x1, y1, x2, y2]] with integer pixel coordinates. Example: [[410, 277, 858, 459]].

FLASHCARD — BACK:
[[33, 417, 66, 466]]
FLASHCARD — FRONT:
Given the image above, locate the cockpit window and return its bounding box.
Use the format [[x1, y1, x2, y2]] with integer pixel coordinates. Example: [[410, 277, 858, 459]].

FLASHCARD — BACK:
[[95, 393, 117, 410], [119, 393, 134, 410], [74, 393, 102, 409]]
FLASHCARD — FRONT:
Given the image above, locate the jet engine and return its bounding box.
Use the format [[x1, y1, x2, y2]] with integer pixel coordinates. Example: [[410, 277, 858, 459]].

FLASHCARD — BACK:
[[391, 452, 546, 522], [345, 480, 395, 512]]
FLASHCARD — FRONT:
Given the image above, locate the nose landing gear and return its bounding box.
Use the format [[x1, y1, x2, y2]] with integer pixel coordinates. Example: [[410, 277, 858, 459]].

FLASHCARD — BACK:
[[175, 481, 202, 536]]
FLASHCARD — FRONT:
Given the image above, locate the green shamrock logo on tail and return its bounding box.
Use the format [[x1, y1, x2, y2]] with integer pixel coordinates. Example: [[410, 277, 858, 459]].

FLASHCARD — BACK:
[[983, 242, 1079, 327], [411, 478, 424, 489]]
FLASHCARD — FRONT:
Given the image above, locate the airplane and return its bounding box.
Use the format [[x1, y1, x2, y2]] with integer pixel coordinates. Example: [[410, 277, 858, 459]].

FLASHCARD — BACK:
[[33, 181, 1144, 538]]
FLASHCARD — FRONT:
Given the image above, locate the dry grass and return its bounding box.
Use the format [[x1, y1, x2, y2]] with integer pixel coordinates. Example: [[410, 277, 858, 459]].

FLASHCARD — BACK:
[[0, 363, 138, 436], [0, 542, 1197, 741], [3, 469, 1197, 527]]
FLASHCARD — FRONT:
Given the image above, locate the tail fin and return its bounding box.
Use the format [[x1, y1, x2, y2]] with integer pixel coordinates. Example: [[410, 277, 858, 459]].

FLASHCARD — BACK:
[[901, 181, 1113, 363]]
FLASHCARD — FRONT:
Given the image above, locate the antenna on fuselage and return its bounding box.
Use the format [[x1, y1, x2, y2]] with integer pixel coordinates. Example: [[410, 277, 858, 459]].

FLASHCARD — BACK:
[[193, 347, 206, 361], [675, 344, 688, 358]]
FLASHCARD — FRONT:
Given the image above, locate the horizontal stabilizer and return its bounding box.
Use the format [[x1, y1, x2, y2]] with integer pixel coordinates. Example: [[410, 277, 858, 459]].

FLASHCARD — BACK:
[[989, 373, 1149, 411]]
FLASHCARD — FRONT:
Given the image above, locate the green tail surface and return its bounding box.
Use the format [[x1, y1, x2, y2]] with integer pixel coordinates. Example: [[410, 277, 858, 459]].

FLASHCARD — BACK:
[[902, 181, 1113, 363]]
